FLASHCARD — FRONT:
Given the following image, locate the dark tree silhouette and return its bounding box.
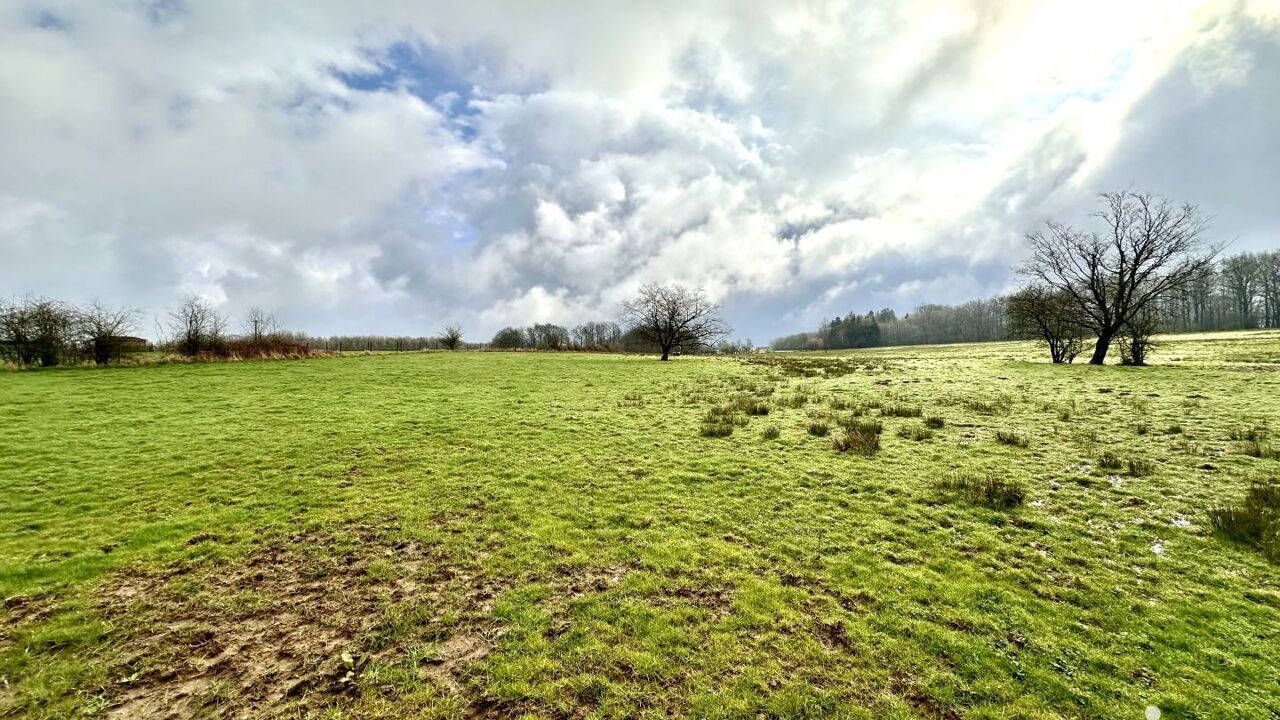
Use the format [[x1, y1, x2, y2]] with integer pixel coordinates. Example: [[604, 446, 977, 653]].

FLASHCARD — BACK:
[[79, 301, 143, 365], [1006, 286, 1087, 363], [439, 323, 464, 351], [620, 284, 730, 361], [1021, 190, 1219, 364]]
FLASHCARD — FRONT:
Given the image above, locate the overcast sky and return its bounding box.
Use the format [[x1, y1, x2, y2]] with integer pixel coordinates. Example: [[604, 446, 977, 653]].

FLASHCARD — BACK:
[[2, 1, 1277, 342]]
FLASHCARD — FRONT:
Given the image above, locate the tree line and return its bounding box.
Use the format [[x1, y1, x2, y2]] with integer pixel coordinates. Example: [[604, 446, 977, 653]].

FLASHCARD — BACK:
[[773, 191, 1274, 365]]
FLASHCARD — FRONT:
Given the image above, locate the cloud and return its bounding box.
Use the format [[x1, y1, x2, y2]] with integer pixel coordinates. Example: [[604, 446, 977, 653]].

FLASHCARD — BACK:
[[1, 0, 1275, 341]]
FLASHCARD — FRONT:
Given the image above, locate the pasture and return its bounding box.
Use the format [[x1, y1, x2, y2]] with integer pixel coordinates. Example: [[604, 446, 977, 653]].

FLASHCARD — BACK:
[[2, 332, 1279, 719]]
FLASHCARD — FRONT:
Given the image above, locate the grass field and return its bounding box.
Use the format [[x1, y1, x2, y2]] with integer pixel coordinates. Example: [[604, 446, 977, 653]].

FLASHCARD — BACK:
[[2, 331, 1280, 719]]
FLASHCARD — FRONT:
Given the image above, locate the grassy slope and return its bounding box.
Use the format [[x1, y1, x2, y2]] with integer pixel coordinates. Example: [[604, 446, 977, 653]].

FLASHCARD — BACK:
[[1, 332, 1279, 718]]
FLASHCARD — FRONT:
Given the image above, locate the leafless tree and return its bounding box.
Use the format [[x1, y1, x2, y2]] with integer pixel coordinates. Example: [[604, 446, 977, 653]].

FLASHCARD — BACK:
[[439, 322, 464, 351], [1006, 285, 1087, 364], [79, 301, 143, 365], [0, 296, 79, 366], [619, 283, 730, 360], [166, 295, 228, 356], [1117, 306, 1160, 366], [1021, 190, 1220, 364], [242, 306, 278, 343]]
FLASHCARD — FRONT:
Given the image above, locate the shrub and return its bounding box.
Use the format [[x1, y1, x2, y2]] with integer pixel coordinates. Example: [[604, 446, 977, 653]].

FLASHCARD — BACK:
[[882, 404, 923, 418], [807, 422, 830, 437], [833, 426, 880, 456], [1208, 479, 1280, 562], [938, 472, 1026, 509], [897, 425, 934, 441], [761, 425, 781, 440], [924, 415, 945, 429], [995, 430, 1029, 448]]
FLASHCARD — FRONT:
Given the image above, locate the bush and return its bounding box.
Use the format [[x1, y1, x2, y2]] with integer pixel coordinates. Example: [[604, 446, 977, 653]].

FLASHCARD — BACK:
[[1208, 479, 1280, 562], [938, 472, 1026, 509], [995, 430, 1029, 448], [924, 415, 945, 429], [807, 422, 830, 437], [833, 426, 880, 456]]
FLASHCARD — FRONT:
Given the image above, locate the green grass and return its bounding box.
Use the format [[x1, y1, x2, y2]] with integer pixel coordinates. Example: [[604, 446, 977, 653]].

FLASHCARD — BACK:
[[2, 331, 1280, 718]]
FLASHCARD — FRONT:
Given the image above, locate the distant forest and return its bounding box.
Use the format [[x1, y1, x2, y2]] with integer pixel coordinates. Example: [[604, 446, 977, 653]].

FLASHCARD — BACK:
[[771, 249, 1280, 351]]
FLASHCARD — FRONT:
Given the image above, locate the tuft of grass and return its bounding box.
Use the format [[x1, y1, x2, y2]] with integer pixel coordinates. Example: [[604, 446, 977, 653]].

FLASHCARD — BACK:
[[761, 425, 781, 440], [833, 425, 880, 456], [807, 421, 830, 437], [700, 421, 734, 438], [838, 416, 883, 435], [1230, 425, 1268, 442], [881, 403, 923, 418], [1240, 439, 1280, 460], [1208, 479, 1280, 562], [1098, 450, 1123, 470], [964, 397, 1011, 415], [1127, 458, 1155, 477], [923, 415, 945, 429], [938, 471, 1026, 509], [995, 429, 1029, 448], [897, 425, 934, 441], [1164, 423, 1184, 435]]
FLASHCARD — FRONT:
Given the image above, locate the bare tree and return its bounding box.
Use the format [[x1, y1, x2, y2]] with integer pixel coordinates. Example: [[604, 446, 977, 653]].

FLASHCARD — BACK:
[[1021, 190, 1219, 364], [167, 295, 228, 356], [619, 284, 730, 360], [1117, 306, 1160, 366], [439, 322, 464, 351], [1006, 285, 1087, 364], [242, 306, 278, 343], [79, 301, 143, 365]]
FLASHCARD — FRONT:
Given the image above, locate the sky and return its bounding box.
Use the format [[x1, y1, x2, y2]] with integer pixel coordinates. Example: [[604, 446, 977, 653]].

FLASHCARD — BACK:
[[2, 1, 1278, 343]]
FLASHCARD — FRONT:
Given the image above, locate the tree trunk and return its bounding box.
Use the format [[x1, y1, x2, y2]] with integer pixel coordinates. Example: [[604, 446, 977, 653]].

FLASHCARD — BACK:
[[660, 345, 670, 361], [1089, 329, 1115, 365]]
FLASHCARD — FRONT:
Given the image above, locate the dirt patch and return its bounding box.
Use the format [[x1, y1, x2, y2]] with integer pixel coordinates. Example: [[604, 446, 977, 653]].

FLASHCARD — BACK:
[[98, 525, 503, 719]]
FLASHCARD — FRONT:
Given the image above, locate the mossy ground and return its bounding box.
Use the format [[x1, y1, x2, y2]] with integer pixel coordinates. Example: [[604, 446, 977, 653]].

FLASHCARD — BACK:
[[2, 331, 1279, 718]]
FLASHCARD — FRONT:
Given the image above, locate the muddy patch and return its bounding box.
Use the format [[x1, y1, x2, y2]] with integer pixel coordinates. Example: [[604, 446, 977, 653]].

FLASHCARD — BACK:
[[99, 525, 503, 719]]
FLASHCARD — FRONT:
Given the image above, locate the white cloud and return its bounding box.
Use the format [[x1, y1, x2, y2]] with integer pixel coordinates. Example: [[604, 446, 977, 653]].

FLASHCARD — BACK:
[[1, 0, 1276, 340]]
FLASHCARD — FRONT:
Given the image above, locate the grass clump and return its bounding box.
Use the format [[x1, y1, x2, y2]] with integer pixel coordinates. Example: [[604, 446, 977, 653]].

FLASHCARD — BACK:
[[923, 415, 945, 429], [1127, 458, 1155, 477], [938, 471, 1026, 509], [833, 425, 880, 456], [963, 397, 1011, 415], [882, 403, 923, 418], [1240, 439, 1280, 460], [1230, 425, 1268, 442], [761, 425, 781, 440], [1208, 479, 1280, 562], [807, 421, 830, 437], [995, 429, 1029, 448], [1098, 450, 1123, 470], [897, 425, 934, 441], [700, 421, 734, 438]]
